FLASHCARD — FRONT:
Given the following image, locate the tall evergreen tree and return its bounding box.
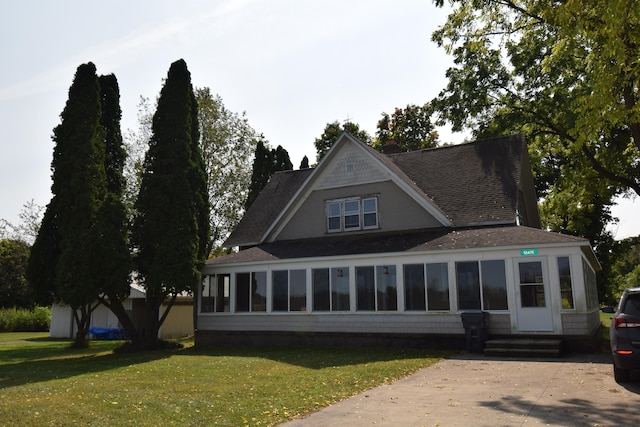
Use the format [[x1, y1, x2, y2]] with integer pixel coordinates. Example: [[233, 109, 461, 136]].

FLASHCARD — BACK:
[[273, 145, 293, 172], [51, 62, 106, 347], [93, 74, 136, 339], [245, 139, 273, 210], [27, 198, 60, 307], [28, 65, 133, 347], [245, 141, 293, 209], [299, 155, 310, 169], [132, 59, 209, 347]]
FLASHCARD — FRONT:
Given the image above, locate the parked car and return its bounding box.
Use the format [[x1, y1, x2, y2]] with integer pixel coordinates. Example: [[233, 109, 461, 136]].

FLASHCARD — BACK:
[[610, 287, 640, 382]]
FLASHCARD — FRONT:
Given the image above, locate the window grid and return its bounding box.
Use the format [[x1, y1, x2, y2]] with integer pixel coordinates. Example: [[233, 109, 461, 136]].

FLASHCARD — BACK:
[[326, 197, 378, 232]]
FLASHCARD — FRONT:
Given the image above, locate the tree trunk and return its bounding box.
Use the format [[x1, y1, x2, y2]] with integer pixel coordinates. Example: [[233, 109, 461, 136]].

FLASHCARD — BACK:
[[141, 297, 163, 348], [71, 303, 97, 349], [99, 295, 140, 343]]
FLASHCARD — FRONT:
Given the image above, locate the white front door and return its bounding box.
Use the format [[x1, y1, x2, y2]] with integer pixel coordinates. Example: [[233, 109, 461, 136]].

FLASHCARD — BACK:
[[515, 258, 553, 332]]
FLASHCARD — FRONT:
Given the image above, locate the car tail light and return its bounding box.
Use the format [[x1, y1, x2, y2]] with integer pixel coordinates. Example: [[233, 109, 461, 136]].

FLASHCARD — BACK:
[[615, 350, 633, 355], [614, 317, 640, 328]]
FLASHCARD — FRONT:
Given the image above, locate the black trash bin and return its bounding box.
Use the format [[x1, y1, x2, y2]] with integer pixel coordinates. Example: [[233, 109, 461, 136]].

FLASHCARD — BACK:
[[460, 311, 490, 353]]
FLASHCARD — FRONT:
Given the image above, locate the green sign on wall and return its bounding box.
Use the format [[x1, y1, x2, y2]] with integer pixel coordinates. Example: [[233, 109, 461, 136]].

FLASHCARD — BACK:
[[520, 248, 539, 256]]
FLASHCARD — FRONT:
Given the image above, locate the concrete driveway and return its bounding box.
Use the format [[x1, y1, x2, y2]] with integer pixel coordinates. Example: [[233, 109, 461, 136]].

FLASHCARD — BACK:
[[280, 352, 640, 426]]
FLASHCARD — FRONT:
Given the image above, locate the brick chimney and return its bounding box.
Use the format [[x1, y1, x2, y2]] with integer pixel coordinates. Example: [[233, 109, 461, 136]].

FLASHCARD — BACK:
[[382, 139, 401, 154]]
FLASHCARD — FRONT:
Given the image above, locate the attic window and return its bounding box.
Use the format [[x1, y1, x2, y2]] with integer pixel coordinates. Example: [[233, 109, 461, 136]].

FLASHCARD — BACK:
[[346, 162, 355, 173], [326, 196, 378, 232]]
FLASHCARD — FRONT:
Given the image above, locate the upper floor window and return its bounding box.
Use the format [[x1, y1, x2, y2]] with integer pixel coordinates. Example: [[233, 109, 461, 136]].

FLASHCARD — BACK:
[[327, 196, 378, 232]]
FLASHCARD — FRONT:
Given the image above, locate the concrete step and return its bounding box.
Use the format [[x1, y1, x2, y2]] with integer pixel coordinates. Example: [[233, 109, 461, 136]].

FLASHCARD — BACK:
[[483, 339, 562, 358]]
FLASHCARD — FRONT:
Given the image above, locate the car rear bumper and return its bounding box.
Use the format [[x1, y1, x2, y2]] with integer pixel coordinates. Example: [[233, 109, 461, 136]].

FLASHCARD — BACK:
[[611, 350, 640, 370]]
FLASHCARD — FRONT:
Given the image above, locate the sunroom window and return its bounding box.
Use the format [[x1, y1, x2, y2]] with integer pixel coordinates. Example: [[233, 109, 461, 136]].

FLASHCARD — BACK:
[[326, 196, 378, 232]]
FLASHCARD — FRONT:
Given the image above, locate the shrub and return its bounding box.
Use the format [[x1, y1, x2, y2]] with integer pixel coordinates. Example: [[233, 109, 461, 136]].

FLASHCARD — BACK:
[[0, 306, 50, 332]]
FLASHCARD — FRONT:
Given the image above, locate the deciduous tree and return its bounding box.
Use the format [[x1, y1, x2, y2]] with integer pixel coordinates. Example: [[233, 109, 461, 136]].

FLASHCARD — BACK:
[[431, 0, 640, 299], [0, 239, 32, 308], [431, 0, 640, 197], [374, 104, 439, 152], [314, 121, 371, 162], [196, 87, 258, 250]]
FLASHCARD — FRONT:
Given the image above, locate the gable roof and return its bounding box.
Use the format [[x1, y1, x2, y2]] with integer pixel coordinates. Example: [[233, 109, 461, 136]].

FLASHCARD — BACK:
[[225, 168, 314, 247], [224, 133, 535, 248]]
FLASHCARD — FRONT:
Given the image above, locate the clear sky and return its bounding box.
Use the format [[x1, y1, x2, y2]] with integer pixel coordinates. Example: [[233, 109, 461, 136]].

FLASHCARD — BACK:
[[1, 0, 637, 239]]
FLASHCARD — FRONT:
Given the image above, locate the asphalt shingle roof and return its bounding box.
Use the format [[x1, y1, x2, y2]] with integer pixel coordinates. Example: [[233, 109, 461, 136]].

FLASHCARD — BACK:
[[224, 134, 528, 247], [224, 168, 314, 247], [387, 134, 524, 225], [208, 225, 588, 266]]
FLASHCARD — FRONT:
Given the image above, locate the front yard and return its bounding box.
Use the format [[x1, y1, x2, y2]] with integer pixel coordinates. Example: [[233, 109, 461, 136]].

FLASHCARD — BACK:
[[0, 333, 447, 426]]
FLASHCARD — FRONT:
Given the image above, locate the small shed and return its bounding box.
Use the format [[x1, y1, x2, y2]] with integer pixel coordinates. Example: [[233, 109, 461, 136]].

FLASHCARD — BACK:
[[50, 286, 193, 340]]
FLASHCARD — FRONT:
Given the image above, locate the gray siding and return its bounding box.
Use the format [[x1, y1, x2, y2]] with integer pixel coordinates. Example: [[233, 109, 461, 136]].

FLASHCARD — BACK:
[[198, 313, 464, 335], [276, 181, 442, 240]]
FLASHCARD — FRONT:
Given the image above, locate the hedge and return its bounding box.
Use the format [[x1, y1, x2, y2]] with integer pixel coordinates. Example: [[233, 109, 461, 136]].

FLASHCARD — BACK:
[[0, 306, 51, 332]]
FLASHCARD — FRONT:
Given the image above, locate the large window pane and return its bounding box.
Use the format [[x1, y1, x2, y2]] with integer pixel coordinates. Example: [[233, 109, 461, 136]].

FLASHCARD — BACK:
[[558, 257, 574, 309], [328, 202, 341, 231], [583, 259, 598, 310], [344, 200, 360, 229], [272, 270, 288, 312], [236, 272, 250, 312], [426, 263, 449, 311], [356, 267, 375, 311], [290, 270, 307, 312], [456, 262, 481, 310], [376, 265, 397, 311], [481, 260, 507, 310], [215, 274, 230, 312], [331, 268, 350, 311], [363, 198, 378, 228], [251, 272, 267, 312], [313, 268, 330, 311], [201, 276, 214, 312], [404, 264, 426, 310], [519, 261, 545, 307]]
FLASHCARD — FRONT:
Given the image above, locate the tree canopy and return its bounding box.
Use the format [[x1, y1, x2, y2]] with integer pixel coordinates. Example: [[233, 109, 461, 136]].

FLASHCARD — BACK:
[[196, 87, 258, 249], [374, 104, 439, 152], [314, 121, 371, 162], [431, 0, 640, 299], [432, 0, 640, 198], [0, 239, 32, 308]]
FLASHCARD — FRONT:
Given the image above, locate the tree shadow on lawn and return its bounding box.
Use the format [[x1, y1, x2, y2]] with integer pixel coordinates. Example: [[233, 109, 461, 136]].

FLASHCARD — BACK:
[[1, 342, 449, 389], [180, 345, 452, 370], [0, 342, 173, 390], [478, 394, 640, 426]]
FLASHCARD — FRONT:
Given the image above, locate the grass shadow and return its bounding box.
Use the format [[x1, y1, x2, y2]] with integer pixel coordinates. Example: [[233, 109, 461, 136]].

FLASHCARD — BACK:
[[178, 344, 453, 370], [0, 340, 175, 390]]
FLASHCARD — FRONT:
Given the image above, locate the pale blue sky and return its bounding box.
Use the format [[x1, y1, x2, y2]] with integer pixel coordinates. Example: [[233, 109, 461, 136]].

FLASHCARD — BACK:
[[1, 0, 637, 239]]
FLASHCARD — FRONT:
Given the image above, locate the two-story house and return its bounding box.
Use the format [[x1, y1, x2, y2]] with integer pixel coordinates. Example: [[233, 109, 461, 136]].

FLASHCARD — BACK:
[[196, 133, 601, 350]]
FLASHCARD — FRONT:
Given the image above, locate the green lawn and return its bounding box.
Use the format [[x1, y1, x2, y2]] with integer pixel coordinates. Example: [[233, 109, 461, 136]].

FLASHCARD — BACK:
[[0, 333, 448, 426], [601, 309, 613, 342]]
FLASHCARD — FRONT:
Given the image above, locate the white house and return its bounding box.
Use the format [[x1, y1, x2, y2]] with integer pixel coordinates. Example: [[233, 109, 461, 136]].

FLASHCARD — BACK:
[[195, 133, 601, 351]]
